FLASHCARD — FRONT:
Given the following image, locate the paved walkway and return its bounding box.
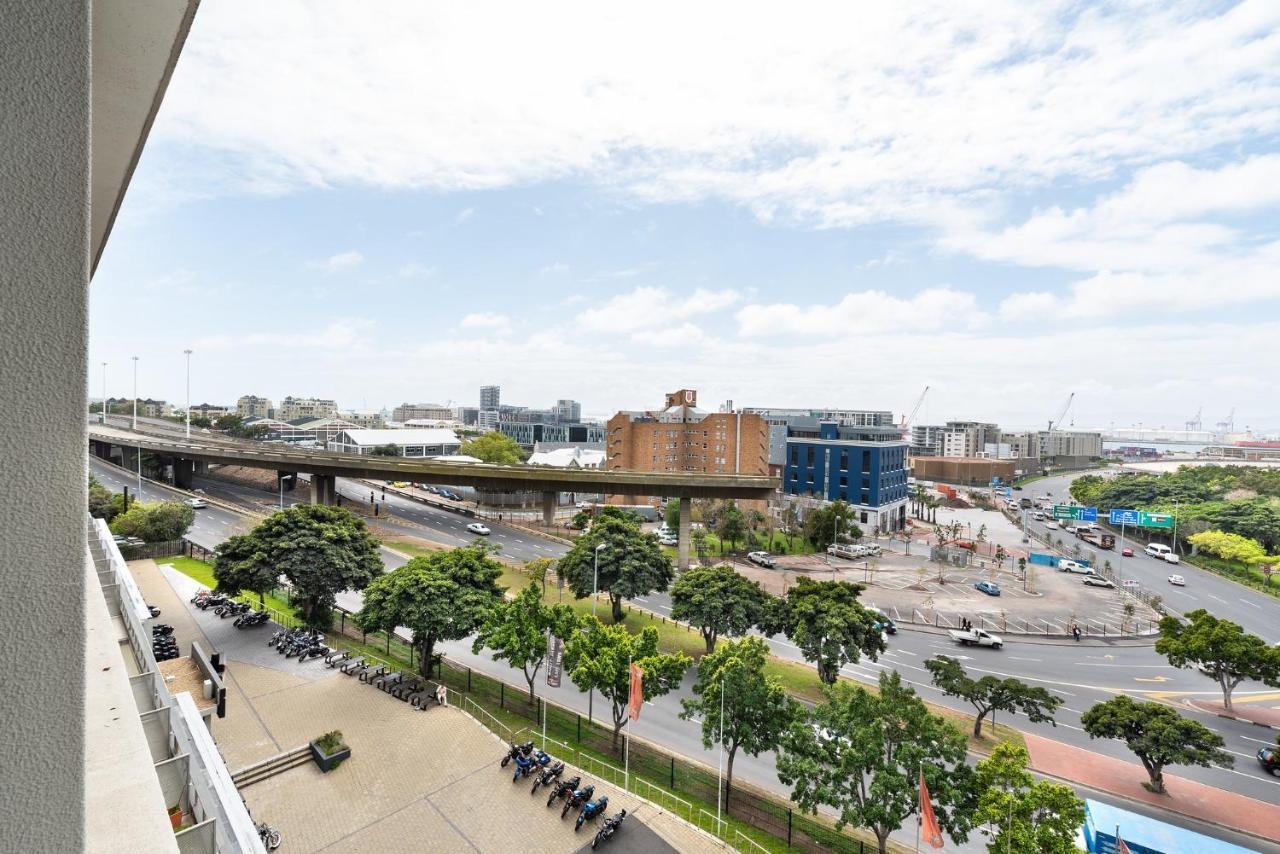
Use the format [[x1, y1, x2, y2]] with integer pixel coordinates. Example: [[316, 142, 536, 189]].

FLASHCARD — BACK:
[[1190, 697, 1280, 730], [1023, 732, 1280, 845]]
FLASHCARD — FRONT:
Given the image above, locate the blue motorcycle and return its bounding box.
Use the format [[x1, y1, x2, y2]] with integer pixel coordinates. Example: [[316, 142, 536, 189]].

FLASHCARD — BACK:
[[560, 784, 595, 819], [511, 749, 551, 782], [575, 795, 610, 832]]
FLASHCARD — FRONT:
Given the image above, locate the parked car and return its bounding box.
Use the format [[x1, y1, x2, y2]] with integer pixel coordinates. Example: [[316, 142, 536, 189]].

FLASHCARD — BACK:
[[747, 551, 776, 568], [974, 580, 1001, 596], [1121, 547, 1134, 557], [1258, 746, 1280, 777], [948, 627, 1004, 648], [1057, 560, 1094, 575], [183, 497, 207, 509], [1167, 574, 1186, 586], [466, 522, 491, 536], [1083, 577, 1116, 588], [658, 536, 678, 546], [439, 490, 461, 501], [1012, 485, 1023, 491]]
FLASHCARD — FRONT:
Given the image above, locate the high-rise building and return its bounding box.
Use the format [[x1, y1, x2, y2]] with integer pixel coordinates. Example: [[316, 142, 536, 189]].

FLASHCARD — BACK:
[[744, 407, 896, 467], [392, 402, 453, 422], [236, 394, 274, 418], [912, 421, 1000, 458], [477, 409, 500, 431], [479, 385, 501, 410], [554, 399, 582, 423], [783, 421, 909, 533], [277, 396, 338, 421]]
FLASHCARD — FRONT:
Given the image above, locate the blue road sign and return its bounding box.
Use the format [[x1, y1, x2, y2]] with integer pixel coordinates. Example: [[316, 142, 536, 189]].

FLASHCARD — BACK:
[[1109, 508, 1140, 526], [1080, 506, 1098, 522]]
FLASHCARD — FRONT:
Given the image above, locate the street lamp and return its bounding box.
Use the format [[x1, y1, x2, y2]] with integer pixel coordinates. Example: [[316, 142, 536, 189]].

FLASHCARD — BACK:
[[183, 349, 193, 438], [592, 543, 608, 617], [100, 361, 107, 423], [131, 355, 139, 430]]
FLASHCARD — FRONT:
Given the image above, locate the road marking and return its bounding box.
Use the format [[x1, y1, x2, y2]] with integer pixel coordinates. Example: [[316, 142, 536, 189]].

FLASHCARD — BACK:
[[1239, 598, 1261, 609], [1208, 594, 1228, 604], [1242, 735, 1275, 745], [1008, 656, 1041, 663], [1134, 675, 1171, 683]]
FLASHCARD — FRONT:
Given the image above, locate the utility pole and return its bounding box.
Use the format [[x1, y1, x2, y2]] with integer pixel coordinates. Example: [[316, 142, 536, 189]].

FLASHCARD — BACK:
[[184, 349, 193, 438], [100, 362, 107, 423], [131, 355, 139, 430]]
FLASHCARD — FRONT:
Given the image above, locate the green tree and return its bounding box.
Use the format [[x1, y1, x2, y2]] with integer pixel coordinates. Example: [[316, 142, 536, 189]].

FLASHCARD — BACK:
[[110, 500, 196, 542], [680, 637, 797, 808], [803, 501, 861, 550], [994, 544, 1008, 569], [557, 516, 674, 621], [370, 443, 401, 457], [212, 412, 244, 432], [459, 431, 528, 465], [1155, 609, 1280, 711], [1080, 695, 1232, 793], [664, 499, 681, 530], [357, 544, 504, 677], [924, 655, 1062, 738], [211, 533, 276, 605], [594, 505, 647, 526], [670, 564, 769, 653], [88, 474, 115, 520], [763, 578, 885, 684], [776, 671, 976, 854], [1187, 530, 1273, 564], [472, 582, 576, 702], [973, 743, 1085, 854], [241, 504, 382, 628], [715, 501, 747, 552], [691, 526, 709, 559], [525, 556, 556, 595], [563, 618, 690, 749]]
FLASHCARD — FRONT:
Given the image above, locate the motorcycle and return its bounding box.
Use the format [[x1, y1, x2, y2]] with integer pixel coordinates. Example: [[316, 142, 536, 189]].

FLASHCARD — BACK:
[[234, 610, 270, 629], [561, 784, 595, 819], [530, 759, 565, 795], [499, 740, 534, 769], [256, 822, 281, 850], [546, 775, 582, 808], [592, 809, 627, 849], [575, 795, 610, 832], [511, 749, 551, 782]]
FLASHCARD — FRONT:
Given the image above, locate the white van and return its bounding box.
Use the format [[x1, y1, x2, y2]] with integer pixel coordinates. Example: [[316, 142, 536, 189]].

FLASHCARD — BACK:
[[1144, 543, 1173, 560]]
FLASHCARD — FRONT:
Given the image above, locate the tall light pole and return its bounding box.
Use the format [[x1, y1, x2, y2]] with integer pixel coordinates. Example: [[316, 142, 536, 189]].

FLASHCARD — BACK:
[[100, 361, 107, 423], [131, 355, 139, 430], [592, 543, 607, 617], [183, 349, 193, 438]]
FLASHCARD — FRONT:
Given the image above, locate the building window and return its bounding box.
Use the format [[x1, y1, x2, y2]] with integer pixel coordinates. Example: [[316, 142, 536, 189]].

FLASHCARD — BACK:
[[791, 447, 798, 465], [862, 450, 871, 473], [806, 447, 815, 466], [839, 450, 848, 470]]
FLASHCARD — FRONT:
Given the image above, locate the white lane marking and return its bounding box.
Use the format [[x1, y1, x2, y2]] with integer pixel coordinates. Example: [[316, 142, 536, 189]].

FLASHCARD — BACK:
[[1008, 656, 1042, 662], [1241, 735, 1275, 745], [1208, 594, 1228, 604], [1075, 663, 1173, 669], [1239, 599, 1261, 609]]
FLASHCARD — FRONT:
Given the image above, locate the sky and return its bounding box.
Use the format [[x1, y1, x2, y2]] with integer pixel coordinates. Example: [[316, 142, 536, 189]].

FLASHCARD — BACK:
[[90, 1, 1280, 433]]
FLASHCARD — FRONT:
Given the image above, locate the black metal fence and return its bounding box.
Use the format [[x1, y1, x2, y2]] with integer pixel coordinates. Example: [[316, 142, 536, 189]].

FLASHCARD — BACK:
[[117, 539, 188, 561]]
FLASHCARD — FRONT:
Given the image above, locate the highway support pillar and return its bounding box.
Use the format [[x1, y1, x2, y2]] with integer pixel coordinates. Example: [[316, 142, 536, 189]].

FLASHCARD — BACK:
[[310, 474, 337, 506], [172, 457, 194, 489], [277, 471, 297, 491], [194, 460, 209, 476], [541, 491, 556, 527], [678, 497, 691, 571]]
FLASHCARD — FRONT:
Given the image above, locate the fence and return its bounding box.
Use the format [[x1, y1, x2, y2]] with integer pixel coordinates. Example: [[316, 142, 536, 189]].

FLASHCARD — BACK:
[[895, 607, 1157, 637], [118, 539, 188, 561]]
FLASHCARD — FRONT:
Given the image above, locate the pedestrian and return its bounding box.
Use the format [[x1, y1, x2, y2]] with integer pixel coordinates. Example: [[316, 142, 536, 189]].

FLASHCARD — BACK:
[[369, 491, 374, 504], [1072, 623, 1082, 642], [436, 683, 448, 707]]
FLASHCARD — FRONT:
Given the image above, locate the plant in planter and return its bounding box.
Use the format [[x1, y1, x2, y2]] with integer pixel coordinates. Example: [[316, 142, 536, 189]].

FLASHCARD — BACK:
[[310, 729, 351, 772]]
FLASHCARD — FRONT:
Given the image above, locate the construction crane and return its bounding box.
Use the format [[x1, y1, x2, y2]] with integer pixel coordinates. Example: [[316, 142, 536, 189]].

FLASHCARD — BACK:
[[1185, 406, 1202, 433], [1215, 407, 1235, 436], [899, 385, 929, 438], [1048, 392, 1074, 432]]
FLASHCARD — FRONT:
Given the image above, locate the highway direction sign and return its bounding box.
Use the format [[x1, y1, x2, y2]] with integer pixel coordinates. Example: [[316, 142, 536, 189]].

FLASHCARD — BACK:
[[1139, 511, 1174, 529], [1109, 508, 1140, 526], [1052, 504, 1097, 521]]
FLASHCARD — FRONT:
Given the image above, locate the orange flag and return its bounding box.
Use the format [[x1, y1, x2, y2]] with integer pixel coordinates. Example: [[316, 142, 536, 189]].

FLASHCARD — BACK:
[[919, 769, 944, 848], [628, 663, 644, 721]]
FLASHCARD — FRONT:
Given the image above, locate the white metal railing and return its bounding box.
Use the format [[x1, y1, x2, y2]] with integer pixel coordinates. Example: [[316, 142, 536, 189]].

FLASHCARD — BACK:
[[735, 829, 769, 853], [464, 696, 515, 741]]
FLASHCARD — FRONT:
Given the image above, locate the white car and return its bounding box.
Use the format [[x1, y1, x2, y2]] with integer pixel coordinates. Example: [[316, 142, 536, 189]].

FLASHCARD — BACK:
[[1044, 521, 1059, 530], [747, 551, 776, 568], [1057, 560, 1094, 574], [466, 522, 491, 536], [1168, 574, 1186, 586], [658, 535, 678, 546], [183, 497, 208, 509]]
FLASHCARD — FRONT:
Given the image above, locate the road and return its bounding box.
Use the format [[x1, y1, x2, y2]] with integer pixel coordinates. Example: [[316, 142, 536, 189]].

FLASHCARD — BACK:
[[89, 457, 1280, 850]]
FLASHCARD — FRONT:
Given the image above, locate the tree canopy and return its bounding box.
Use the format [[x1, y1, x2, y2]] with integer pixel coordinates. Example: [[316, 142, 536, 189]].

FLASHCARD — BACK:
[[1080, 695, 1232, 793], [358, 544, 504, 677], [763, 578, 885, 684], [715, 501, 747, 551], [472, 582, 576, 701], [803, 500, 861, 550], [212, 533, 276, 604], [88, 474, 116, 520], [925, 655, 1062, 738], [1188, 530, 1276, 564], [776, 670, 976, 854], [973, 743, 1085, 854], [109, 500, 195, 542], [670, 564, 770, 653], [458, 431, 529, 465], [1155, 609, 1280, 710], [556, 515, 674, 620], [563, 619, 690, 749], [680, 637, 797, 808], [370, 443, 401, 457]]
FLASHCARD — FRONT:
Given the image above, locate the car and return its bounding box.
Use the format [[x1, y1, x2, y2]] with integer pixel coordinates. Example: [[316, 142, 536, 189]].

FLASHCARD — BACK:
[[949, 627, 1004, 648], [1032, 511, 1045, 521], [391, 481, 410, 488], [1145, 543, 1173, 559], [658, 536, 678, 546], [1057, 560, 1095, 575], [1163, 552, 1180, 564], [974, 580, 1002, 596], [1012, 485, 1023, 491], [183, 497, 208, 509], [1121, 547, 1134, 557], [1043, 521, 1059, 530], [1083, 577, 1116, 588], [1167, 574, 1185, 586], [869, 607, 897, 634], [439, 490, 461, 501], [424, 485, 441, 494], [466, 522, 491, 536], [747, 551, 776, 568], [1259, 746, 1280, 777]]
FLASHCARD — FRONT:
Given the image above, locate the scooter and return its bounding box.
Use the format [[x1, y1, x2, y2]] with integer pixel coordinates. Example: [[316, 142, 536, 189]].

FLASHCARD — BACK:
[[546, 775, 582, 808], [561, 785, 595, 819], [575, 796, 610, 832], [500, 740, 534, 769], [531, 760, 565, 795], [591, 809, 627, 849]]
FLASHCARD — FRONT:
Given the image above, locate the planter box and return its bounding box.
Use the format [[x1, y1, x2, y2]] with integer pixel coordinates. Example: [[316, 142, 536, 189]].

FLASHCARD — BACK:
[[310, 740, 350, 772]]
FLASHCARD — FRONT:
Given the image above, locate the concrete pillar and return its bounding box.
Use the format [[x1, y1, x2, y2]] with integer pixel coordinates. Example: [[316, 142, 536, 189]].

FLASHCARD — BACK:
[[277, 472, 297, 491], [541, 491, 556, 527], [678, 497, 692, 571], [172, 458, 194, 489], [310, 474, 337, 506], [121, 446, 138, 471], [194, 460, 208, 476]]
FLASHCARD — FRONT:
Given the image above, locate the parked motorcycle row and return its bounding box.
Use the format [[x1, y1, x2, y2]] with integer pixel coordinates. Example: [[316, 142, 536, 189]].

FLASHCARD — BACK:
[[190, 589, 272, 629], [267, 627, 333, 662], [152, 623, 178, 662], [500, 741, 629, 849]]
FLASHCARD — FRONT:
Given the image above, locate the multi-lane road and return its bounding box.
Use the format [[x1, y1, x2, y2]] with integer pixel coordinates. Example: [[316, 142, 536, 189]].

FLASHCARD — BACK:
[[89, 456, 1280, 850]]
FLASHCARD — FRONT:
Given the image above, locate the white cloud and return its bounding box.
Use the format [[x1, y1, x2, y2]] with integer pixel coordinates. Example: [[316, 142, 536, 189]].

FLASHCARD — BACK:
[[397, 262, 437, 278], [736, 288, 986, 336], [454, 207, 475, 224], [539, 261, 570, 276], [459, 312, 511, 332], [576, 286, 740, 333], [314, 250, 363, 273]]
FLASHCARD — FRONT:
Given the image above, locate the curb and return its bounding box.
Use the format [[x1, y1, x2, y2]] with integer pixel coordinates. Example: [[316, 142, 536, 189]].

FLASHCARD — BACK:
[[894, 621, 1159, 646]]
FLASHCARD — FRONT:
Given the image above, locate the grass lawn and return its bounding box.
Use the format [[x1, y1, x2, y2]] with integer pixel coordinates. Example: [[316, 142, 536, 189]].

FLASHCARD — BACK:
[[163, 556, 296, 616], [663, 530, 817, 562]]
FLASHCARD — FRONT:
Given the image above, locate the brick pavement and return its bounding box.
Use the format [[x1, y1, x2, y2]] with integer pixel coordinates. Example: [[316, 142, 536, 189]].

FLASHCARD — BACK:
[[1023, 731, 1280, 844], [1190, 696, 1280, 729]]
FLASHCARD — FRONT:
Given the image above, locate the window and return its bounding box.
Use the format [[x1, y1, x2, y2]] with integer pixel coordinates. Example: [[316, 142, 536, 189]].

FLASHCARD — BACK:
[[807, 447, 815, 466], [839, 475, 847, 486], [862, 450, 871, 473], [862, 478, 870, 490], [791, 447, 799, 465]]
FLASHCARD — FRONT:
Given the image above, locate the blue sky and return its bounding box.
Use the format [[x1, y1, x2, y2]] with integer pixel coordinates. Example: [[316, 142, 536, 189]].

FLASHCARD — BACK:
[[91, 1, 1280, 432]]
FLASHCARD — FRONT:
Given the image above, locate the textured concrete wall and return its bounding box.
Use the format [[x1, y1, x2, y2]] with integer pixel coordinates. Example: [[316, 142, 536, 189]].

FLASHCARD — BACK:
[[0, 1, 89, 850]]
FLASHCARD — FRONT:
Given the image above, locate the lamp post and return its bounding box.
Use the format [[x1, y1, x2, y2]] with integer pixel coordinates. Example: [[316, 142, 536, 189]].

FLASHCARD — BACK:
[[183, 349, 193, 438], [100, 361, 107, 423], [592, 542, 607, 617], [130, 355, 139, 430]]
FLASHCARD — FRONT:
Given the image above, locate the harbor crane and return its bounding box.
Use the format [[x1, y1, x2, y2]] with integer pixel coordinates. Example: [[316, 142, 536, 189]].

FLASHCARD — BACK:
[[1048, 392, 1074, 432], [1185, 406, 1202, 433], [899, 385, 929, 438]]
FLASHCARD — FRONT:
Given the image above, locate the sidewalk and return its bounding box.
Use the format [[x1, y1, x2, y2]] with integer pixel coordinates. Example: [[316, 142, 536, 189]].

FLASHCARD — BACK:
[[1189, 697, 1280, 731], [1023, 732, 1280, 844]]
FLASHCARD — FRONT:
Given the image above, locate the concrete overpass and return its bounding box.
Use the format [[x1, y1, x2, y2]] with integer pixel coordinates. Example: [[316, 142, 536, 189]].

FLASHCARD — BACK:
[[88, 424, 777, 568]]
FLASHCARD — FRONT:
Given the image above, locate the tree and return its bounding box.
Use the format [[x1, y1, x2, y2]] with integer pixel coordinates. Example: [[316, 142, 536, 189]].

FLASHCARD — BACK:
[[763, 578, 885, 684], [664, 499, 681, 530], [803, 501, 860, 551], [973, 743, 1085, 854], [472, 582, 576, 701], [680, 637, 797, 808], [1080, 696, 1232, 793], [459, 430, 528, 465], [212, 533, 277, 605], [370, 443, 401, 457], [925, 655, 1062, 738], [994, 544, 1008, 569], [525, 556, 556, 595], [563, 619, 690, 749], [691, 526, 709, 559], [240, 504, 382, 627], [357, 544, 504, 677], [1155, 609, 1280, 711], [595, 504, 647, 526], [670, 565, 770, 653], [1188, 530, 1274, 564], [716, 501, 747, 552], [212, 412, 244, 432], [776, 671, 976, 854], [110, 500, 196, 542], [88, 475, 115, 520], [782, 506, 800, 549], [747, 509, 767, 548], [556, 516, 674, 621]]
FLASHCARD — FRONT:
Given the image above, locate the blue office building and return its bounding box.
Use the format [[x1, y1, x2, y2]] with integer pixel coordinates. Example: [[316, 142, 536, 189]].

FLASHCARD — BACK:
[[783, 421, 909, 533]]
